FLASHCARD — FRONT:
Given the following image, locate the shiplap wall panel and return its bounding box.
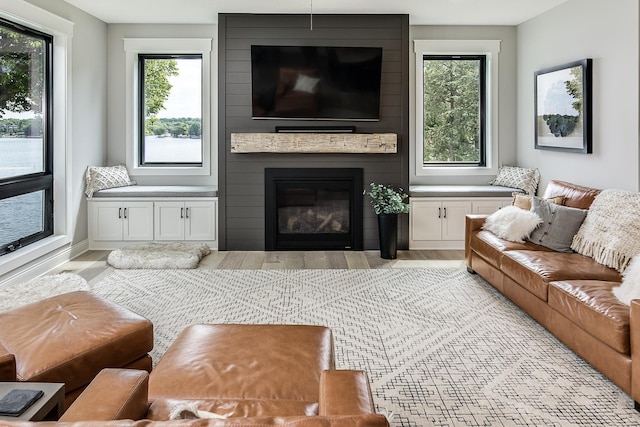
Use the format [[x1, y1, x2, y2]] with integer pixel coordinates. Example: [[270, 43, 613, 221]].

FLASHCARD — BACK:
[[219, 14, 409, 250]]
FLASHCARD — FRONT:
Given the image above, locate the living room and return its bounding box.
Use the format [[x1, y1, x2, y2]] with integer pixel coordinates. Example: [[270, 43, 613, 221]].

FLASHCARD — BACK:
[[0, 0, 639, 425]]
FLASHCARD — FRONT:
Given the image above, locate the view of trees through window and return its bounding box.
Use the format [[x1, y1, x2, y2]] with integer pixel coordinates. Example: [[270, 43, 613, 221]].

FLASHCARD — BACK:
[[422, 55, 485, 165], [139, 55, 202, 165], [0, 19, 53, 256]]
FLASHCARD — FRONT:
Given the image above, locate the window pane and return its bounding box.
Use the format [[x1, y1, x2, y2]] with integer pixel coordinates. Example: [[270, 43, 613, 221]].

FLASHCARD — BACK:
[[141, 56, 202, 164], [0, 25, 46, 178], [423, 57, 482, 164], [0, 190, 44, 248]]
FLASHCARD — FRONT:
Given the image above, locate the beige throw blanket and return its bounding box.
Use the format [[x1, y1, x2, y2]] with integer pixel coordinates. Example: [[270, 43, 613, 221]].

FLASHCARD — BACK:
[[571, 189, 640, 272]]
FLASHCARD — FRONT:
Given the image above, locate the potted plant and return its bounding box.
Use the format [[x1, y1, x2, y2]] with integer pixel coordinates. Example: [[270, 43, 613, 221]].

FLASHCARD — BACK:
[[364, 183, 410, 259]]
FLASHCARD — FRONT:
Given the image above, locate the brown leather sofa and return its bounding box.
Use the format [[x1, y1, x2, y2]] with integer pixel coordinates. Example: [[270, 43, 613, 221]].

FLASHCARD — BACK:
[[465, 180, 640, 407], [1, 324, 389, 426]]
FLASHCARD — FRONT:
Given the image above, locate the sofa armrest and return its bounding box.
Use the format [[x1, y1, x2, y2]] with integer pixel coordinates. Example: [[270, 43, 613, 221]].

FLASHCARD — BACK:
[[60, 368, 149, 421], [465, 214, 489, 269], [0, 340, 16, 381], [319, 370, 375, 416]]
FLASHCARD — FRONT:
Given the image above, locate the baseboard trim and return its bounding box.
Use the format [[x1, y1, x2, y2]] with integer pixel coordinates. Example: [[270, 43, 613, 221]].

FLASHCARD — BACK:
[[0, 239, 89, 287]]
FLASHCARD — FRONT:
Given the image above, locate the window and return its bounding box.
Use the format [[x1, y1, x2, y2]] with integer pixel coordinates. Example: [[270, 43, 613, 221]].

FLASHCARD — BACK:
[[0, 18, 53, 256], [422, 55, 486, 166], [124, 38, 212, 176], [138, 54, 203, 166], [414, 40, 500, 177]]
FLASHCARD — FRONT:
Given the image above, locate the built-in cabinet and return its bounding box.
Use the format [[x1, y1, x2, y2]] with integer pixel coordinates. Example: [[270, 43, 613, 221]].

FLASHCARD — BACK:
[[88, 197, 218, 250], [409, 197, 511, 249]]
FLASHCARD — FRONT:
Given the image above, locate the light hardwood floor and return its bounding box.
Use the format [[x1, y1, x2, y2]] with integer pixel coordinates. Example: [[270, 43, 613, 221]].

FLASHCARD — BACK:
[[51, 250, 465, 282]]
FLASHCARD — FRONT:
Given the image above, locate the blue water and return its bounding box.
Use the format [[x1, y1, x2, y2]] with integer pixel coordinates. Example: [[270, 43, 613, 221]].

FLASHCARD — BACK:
[[0, 138, 45, 248]]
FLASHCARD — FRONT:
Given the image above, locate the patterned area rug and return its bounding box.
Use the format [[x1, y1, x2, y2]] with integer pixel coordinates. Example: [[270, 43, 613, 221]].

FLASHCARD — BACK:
[[81, 268, 640, 426], [0, 272, 89, 312]]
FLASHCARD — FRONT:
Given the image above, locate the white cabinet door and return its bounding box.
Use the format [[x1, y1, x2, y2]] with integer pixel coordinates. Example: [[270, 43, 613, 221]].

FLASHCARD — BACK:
[[472, 199, 511, 215], [155, 202, 185, 241], [90, 201, 123, 241], [185, 201, 216, 241], [123, 202, 154, 240], [441, 201, 472, 241], [410, 199, 443, 241]]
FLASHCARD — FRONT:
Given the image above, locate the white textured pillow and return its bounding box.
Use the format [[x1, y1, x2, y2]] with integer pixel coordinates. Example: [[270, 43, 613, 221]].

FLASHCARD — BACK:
[[84, 165, 135, 197], [482, 205, 542, 243], [490, 165, 540, 195], [613, 254, 640, 305]]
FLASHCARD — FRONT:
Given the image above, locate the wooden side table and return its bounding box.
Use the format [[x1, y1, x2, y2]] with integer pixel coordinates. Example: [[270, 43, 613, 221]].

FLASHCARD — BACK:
[[0, 383, 65, 422]]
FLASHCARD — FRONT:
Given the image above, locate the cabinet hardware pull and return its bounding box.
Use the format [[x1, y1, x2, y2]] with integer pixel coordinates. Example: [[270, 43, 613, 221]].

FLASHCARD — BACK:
[[443, 207, 447, 218], [181, 208, 184, 219], [119, 208, 122, 219], [186, 207, 189, 219], [438, 207, 441, 218], [124, 208, 127, 219]]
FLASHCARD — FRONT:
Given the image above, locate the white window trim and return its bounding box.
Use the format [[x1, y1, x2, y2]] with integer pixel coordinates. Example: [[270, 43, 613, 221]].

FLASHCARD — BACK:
[[124, 38, 212, 176], [414, 39, 500, 177], [0, 0, 73, 276]]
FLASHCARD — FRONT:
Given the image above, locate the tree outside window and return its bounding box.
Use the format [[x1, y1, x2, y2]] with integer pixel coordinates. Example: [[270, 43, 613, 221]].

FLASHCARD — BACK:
[[422, 55, 486, 166]]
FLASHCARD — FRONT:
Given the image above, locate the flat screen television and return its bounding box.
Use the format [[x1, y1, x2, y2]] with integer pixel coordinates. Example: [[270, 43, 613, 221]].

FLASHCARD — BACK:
[[251, 45, 383, 121]]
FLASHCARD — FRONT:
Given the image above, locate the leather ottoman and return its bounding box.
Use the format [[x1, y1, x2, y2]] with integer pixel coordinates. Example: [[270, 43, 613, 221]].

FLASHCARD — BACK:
[[0, 290, 153, 407], [148, 324, 335, 417]]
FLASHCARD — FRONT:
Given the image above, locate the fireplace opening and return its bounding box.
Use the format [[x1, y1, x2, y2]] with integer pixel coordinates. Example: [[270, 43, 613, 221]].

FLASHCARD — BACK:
[[265, 168, 363, 251]]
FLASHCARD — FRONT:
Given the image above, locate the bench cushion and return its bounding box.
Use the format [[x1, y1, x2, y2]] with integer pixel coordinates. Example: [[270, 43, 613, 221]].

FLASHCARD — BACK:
[[93, 185, 218, 198]]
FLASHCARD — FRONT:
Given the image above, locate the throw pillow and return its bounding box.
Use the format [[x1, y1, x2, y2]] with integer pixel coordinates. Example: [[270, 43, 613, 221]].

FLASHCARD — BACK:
[[571, 189, 640, 272], [613, 254, 640, 305], [490, 165, 540, 195], [482, 205, 542, 243], [84, 165, 135, 197], [527, 197, 587, 252], [512, 193, 565, 211]]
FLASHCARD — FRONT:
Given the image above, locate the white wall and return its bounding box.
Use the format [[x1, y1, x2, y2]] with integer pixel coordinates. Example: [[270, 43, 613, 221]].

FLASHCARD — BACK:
[[517, 0, 639, 192], [409, 25, 518, 186], [106, 24, 217, 186]]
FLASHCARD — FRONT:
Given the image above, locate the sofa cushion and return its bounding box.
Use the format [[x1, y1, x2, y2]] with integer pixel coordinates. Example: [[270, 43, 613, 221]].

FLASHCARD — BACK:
[[149, 325, 334, 404], [549, 280, 630, 354], [542, 180, 601, 210], [470, 230, 552, 270], [528, 197, 587, 253], [501, 251, 622, 301]]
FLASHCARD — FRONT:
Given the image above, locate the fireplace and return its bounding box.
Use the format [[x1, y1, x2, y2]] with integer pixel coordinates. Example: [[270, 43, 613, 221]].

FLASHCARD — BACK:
[[265, 168, 363, 251]]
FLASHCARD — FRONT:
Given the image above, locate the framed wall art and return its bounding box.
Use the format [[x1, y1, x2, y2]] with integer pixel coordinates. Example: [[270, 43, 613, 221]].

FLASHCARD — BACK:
[[534, 58, 592, 153]]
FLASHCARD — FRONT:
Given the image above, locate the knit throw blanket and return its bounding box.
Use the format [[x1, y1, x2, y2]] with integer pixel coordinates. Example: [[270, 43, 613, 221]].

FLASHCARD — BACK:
[[571, 189, 640, 272]]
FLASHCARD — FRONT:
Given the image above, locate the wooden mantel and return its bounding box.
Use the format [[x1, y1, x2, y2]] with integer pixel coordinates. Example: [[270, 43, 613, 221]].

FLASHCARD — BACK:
[[230, 133, 397, 154]]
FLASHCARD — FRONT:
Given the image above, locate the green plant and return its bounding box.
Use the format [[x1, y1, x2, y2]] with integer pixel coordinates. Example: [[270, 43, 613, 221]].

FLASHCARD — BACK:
[[364, 183, 410, 215]]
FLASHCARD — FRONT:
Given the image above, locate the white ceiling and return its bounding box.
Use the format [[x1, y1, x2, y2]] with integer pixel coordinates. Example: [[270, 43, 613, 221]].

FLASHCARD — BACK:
[[61, 0, 569, 26]]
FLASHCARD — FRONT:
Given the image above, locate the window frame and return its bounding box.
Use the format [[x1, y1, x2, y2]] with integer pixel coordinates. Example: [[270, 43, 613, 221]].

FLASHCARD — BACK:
[[0, 0, 73, 276], [421, 54, 487, 167], [124, 38, 213, 176], [414, 40, 501, 177]]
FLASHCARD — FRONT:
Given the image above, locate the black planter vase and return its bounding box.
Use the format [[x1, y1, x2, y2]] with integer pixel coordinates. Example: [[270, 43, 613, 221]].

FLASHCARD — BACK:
[[377, 213, 398, 259]]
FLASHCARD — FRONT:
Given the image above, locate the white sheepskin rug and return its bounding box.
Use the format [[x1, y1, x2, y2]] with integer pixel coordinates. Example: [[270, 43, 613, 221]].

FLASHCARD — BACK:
[[613, 254, 640, 305], [0, 273, 89, 312], [107, 242, 211, 269]]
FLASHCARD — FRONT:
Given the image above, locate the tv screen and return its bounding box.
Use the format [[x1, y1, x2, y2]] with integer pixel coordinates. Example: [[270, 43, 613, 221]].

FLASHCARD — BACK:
[[251, 45, 383, 121]]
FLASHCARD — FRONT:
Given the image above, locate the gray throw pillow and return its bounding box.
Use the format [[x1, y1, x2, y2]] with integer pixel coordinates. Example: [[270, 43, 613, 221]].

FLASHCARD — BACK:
[[528, 196, 588, 252]]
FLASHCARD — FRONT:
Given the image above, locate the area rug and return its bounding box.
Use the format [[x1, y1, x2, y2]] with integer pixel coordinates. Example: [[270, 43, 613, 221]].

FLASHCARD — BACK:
[[0, 272, 89, 312], [80, 268, 640, 426], [107, 242, 211, 269]]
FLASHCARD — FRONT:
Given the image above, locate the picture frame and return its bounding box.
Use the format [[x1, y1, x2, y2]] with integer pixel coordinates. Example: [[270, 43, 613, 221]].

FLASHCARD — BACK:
[[534, 58, 592, 153]]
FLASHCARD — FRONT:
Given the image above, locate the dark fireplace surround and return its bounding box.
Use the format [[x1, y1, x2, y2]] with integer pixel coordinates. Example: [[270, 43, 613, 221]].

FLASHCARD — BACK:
[[265, 168, 364, 251]]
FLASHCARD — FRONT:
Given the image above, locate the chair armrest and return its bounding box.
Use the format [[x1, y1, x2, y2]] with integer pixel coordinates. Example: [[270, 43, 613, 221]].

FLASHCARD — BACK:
[[0, 340, 16, 381], [319, 370, 375, 416], [631, 300, 640, 404], [60, 368, 149, 421], [465, 214, 489, 269]]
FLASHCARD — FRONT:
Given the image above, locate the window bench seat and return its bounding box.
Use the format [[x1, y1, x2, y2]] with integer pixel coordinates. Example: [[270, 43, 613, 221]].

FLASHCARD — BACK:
[[93, 185, 218, 198]]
